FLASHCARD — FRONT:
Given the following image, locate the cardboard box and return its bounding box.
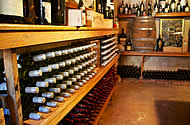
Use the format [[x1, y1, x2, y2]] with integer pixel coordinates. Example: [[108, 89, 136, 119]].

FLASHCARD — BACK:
[[68, 9, 82, 27], [163, 47, 182, 53]]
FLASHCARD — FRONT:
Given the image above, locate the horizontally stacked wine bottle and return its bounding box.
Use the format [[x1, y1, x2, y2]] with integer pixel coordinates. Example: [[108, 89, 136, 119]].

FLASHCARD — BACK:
[[18, 42, 97, 120], [0, 60, 7, 94], [58, 66, 117, 125], [100, 36, 119, 66]]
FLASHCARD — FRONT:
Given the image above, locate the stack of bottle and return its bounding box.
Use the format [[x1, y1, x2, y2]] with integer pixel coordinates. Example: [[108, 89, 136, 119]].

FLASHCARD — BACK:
[[143, 69, 190, 81], [100, 36, 119, 66], [58, 66, 117, 125], [18, 42, 97, 120], [117, 65, 141, 79]]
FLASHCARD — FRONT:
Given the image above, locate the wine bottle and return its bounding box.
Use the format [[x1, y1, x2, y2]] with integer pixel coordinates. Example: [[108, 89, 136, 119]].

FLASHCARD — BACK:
[[140, 0, 144, 16], [51, 0, 66, 25], [119, 0, 125, 14], [155, 35, 164, 51], [170, 0, 176, 13], [125, 3, 129, 14], [118, 28, 127, 44], [42, 0, 51, 24], [128, 4, 132, 14], [78, 0, 86, 26], [185, 1, 190, 12], [176, 0, 181, 12], [148, 1, 152, 16], [125, 37, 132, 51], [154, 0, 159, 13]]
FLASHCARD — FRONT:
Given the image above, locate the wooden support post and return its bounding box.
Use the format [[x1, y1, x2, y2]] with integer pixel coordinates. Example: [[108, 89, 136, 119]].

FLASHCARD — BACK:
[[3, 49, 23, 125], [0, 108, 5, 125], [140, 55, 144, 80]]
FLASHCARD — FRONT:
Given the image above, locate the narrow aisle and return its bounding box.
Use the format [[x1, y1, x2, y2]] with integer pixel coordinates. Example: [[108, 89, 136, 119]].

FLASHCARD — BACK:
[[100, 79, 190, 125]]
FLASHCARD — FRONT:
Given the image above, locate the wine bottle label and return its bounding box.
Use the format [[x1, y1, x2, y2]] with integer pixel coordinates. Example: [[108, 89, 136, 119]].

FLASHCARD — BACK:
[[120, 7, 124, 14], [42, 92, 54, 98], [66, 88, 75, 94], [49, 64, 59, 70], [61, 50, 68, 55], [91, 73, 95, 76], [82, 12, 86, 25], [39, 106, 51, 113], [80, 55, 85, 60], [82, 63, 86, 67], [40, 66, 52, 73], [32, 97, 46, 103], [164, 8, 168, 13], [29, 70, 42, 77], [54, 96, 64, 102], [81, 46, 85, 50], [84, 70, 88, 74], [61, 92, 70, 97], [90, 67, 94, 70], [66, 60, 71, 65], [56, 84, 67, 89], [185, 7, 189, 12], [93, 64, 96, 68], [171, 3, 175, 11], [68, 69, 74, 74], [177, 5, 181, 12], [78, 65, 83, 70], [59, 62, 66, 67], [53, 75, 63, 80], [54, 51, 62, 56], [49, 88, 61, 93], [63, 81, 72, 86], [36, 81, 49, 88], [73, 67, 79, 72], [89, 60, 92, 64], [42, 1, 51, 23], [84, 54, 88, 58], [71, 85, 80, 90], [73, 48, 78, 52], [78, 72, 85, 76], [87, 75, 92, 78], [46, 102, 58, 107], [85, 77, 90, 81], [80, 79, 87, 84], [45, 78, 56, 84], [76, 82, 83, 87], [71, 58, 76, 64], [69, 77, 77, 82], [87, 68, 91, 72], [76, 56, 80, 61], [25, 87, 39, 93], [61, 72, 69, 77], [45, 52, 55, 58], [29, 113, 43, 120], [127, 46, 132, 51], [33, 54, 46, 62], [79, 47, 83, 51], [74, 75, 81, 80], [68, 49, 74, 53]]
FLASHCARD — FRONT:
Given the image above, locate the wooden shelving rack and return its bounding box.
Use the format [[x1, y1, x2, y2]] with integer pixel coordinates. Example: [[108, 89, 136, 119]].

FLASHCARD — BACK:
[[0, 24, 119, 125]]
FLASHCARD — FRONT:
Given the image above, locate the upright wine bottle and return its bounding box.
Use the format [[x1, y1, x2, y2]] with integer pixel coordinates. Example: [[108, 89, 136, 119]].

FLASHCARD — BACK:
[[51, 0, 66, 25], [125, 37, 132, 51], [125, 3, 129, 14], [155, 35, 164, 51], [118, 28, 127, 44], [170, 0, 176, 13], [140, 0, 144, 16], [119, 0, 125, 14], [148, 1, 152, 16], [185, 1, 190, 12], [79, 0, 86, 26], [154, 0, 159, 13], [176, 0, 181, 12], [42, 0, 52, 24]]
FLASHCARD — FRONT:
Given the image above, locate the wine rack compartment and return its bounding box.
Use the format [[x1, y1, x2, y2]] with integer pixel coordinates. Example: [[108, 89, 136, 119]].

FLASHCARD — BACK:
[[18, 42, 97, 121], [117, 65, 141, 79], [100, 36, 119, 66], [143, 69, 190, 81], [59, 66, 118, 125]]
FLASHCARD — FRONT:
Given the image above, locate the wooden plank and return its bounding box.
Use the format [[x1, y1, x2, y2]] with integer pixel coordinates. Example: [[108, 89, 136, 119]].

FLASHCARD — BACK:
[[121, 51, 190, 57], [0, 29, 119, 50], [24, 55, 120, 125], [0, 24, 77, 31], [3, 49, 23, 125], [118, 14, 137, 19], [0, 108, 5, 125], [92, 75, 120, 125], [155, 12, 190, 18], [140, 56, 144, 79]]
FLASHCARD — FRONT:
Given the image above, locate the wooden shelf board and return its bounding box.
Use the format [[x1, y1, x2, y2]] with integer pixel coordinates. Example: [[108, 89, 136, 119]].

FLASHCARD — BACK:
[[66, 1, 78, 9], [155, 12, 190, 18], [24, 55, 120, 125], [0, 26, 119, 50], [91, 75, 120, 125], [121, 51, 190, 57], [118, 14, 137, 19]]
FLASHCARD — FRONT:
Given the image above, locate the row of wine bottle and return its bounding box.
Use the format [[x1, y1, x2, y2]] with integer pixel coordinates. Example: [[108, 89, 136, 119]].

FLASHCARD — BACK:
[[143, 69, 190, 81], [119, 0, 190, 16], [58, 66, 117, 125], [18, 42, 98, 120], [117, 65, 141, 79], [100, 36, 119, 66]]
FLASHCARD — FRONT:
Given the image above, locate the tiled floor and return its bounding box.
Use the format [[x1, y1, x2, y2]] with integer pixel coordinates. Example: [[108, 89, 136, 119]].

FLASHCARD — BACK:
[[100, 78, 190, 125]]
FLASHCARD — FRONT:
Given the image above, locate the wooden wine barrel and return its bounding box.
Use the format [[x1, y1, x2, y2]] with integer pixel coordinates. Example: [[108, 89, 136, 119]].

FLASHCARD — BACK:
[[131, 16, 156, 52]]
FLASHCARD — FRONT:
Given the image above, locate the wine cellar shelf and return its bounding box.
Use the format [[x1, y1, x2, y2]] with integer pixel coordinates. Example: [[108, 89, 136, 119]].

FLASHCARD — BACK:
[[24, 55, 119, 125], [121, 51, 190, 57], [0, 24, 119, 50], [118, 12, 190, 19]]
